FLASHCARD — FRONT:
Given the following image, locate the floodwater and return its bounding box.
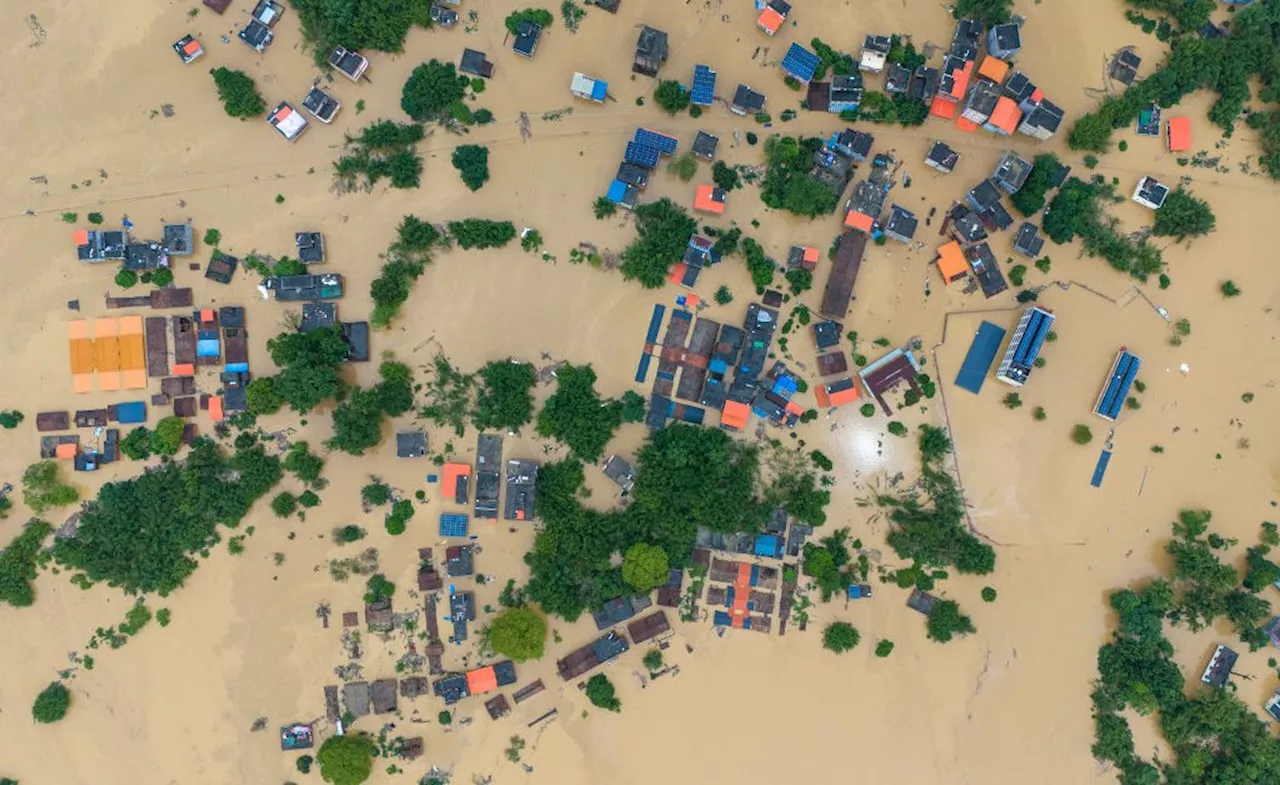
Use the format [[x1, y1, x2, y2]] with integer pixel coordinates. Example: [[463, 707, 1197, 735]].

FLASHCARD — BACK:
[[1, 0, 1279, 783]]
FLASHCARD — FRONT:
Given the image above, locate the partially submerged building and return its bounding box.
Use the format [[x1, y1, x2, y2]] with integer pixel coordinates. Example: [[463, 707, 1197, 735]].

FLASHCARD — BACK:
[[633, 26, 668, 77], [925, 141, 959, 174], [885, 63, 912, 95], [858, 349, 922, 414], [1200, 644, 1238, 688], [512, 22, 543, 59], [828, 128, 873, 163], [602, 454, 635, 492], [693, 184, 726, 215], [269, 273, 343, 301], [1093, 349, 1140, 422], [162, 222, 195, 256], [992, 151, 1032, 194], [1132, 176, 1169, 210], [859, 35, 891, 73], [815, 377, 860, 408], [445, 544, 474, 577], [965, 242, 1007, 297], [570, 72, 608, 103], [883, 204, 918, 243], [987, 22, 1022, 59], [730, 84, 766, 116], [827, 73, 864, 114], [691, 130, 719, 160], [819, 232, 867, 319], [1109, 49, 1141, 86], [76, 229, 127, 262], [780, 42, 820, 84], [302, 86, 340, 123], [295, 232, 324, 264], [329, 46, 369, 81], [460, 48, 494, 79], [396, 431, 427, 458], [1013, 222, 1045, 257], [204, 252, 235, 283], [996, 305, 1055, 387], [1017, 99, 1064, 141], [556, 632, 630, 680], [267, 102, 308, 142], [592, 595, 652, 631], [475, 433, 502, 519], [756, 0, 790, 35], [504, 459, 537, 521]]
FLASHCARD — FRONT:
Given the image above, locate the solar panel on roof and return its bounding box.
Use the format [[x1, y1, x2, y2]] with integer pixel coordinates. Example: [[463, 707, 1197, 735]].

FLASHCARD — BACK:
[[691, 65, 717, 106], [781, 43, 819, 81], [633, 128, 678, 155], [439, 514, 469, 538], [1012, 310, 1053, 366], [624, 141, 661, 168]]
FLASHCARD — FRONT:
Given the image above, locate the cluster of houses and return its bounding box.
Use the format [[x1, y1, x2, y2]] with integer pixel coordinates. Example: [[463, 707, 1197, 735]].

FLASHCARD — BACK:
[[187, 1, 371, 141], [396, 431, 540, 524], [557, 608, 672, 680]]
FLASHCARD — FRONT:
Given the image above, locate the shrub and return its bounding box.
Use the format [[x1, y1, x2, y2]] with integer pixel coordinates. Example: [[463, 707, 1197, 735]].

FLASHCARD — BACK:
[[667, 153, 698, 182], [859, 403, 876, 417], [246, 377, 283, 416], [504, 8, 553, 34], [622, 543, 670, 592], [333, 525, 367, 544], [315, 733, 376, 785], [32, 682, 70, 723], [585, 673, 621, 712], [363, 573, 396, 604], [521, 229, 543, 253], [875, 639, 895, 657], [115, 269, 138, 289], [0, 520, 54, 607], [785, 268, 812, 295], [361, 482, 391, 506], [1221, 280, 1241, 297], [401, 60, 468, 122], [151, 268, 174, 287], [87, 212, 104, 225], [120, 427, 152, 460], [385, 499, 413, 535], [643, 648, 664, 671], [714, 285, 733, 305], [1002, 393, 1023, 410], [811, 450, 834, 471], [0, 410, 23, 429], [1153, 187, 1216, 241], [210, 68, 266, 118], [438, 710, 452, 725], [150, 416, 185, 456], [272, 492, 298, 518], [886, 421, 908, 437], [451, 145, 490, 191], [299, 490, 321, 508], [448, 219, 516, 249], [926, 599, 976, 643], [654, 80, 691, 114], [203, 228, 221, 246], [1033, 406, 1046, 421], [1072, 425, 1093, 445], [21, 461, 78, 513], [484, 606, 547, 661], [822, 621, 860, 653], [1009, 265, 1027, 286], [712, 161, 741, 191], [593, 196, 617, 219], [982, 586, 998, 602], [296, 755, 314, 774]]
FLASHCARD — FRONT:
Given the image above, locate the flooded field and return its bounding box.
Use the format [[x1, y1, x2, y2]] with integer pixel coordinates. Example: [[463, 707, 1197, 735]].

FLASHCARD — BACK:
[[1, 0, 1279, 783]]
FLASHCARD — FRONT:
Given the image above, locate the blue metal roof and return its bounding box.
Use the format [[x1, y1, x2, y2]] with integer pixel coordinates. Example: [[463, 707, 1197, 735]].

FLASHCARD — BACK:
[[1012, 308, 1053, 367], [117, 401, 146, 424], [771, 376, 798, 399], [754, 534, 782, 558], [955, 321, 1006, 394], [634, 352, 652, 383], [197, 338, 220, 357], [691, 64, 717, 106], [1096, 351, 1141, 420], [633, 128, 678, 155], [606, 179, 630, 203], [623, 141, 661, 168], [439, 514, 469, 538], [713, 610, 732, 626], [1090, 449, 1113, 488], [781, 43, 819, 82], [591, 79, 608, 101]]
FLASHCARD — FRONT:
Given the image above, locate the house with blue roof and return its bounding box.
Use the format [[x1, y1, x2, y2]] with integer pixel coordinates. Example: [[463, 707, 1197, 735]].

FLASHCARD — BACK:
[[633, 128, 678, 156], [780, 43, 819, 84], [439, 513, 469, 538], [996, 306, 1055, 387], [690, 64, 717, 106], [570, 72, 608, 103], [623, 141, 661, 169], [606, 180, 638, 210], [1094, 349, 1141, 422]]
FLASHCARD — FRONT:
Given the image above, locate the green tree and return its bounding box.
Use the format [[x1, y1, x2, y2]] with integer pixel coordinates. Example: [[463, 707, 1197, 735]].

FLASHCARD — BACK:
[[267, 327, 350, 412], [1153, 187, 1216, 241], [822, 621, 860, 653], [292, 0, 432, 61], [246, 377, 283, 415], [535, 364, 622, 461], [714, 285, 733, 305], [1010, 154, 1061, 217], [363, 573, 396, 604], [361, 481, 392, 506], [622, 543, 669, 593], [653, 80, 690, 114], [927, 599, 976, 642], [211, 67, 266, 118], [32, 682, 70, 723], [711, 161, 741, 191], [447, 219, 517, 249], [785, 268, 812, 295], [760, 136, 841, 218], [120, 427, 152, 460], [1072, 425, 1093, 445], [328, 387, 386, 456], [451, 145, 490, 191], [473, 360, 536, 431], [593, 196, 617, 219], [620, 198, 697, 288], [643, 648, 664, 670], [284, 441, 325, 486], [875, 639, 895, 657], [954, 0, 1012, 25], [982, 586, 998, 602], [400, 60, 468, 122], [619, 390, 646, 423], [0, 520, 53, 607], [114, 269, 138, 289], [484, 606, 547, 661], [21, 461, 78, 513], [504, 7, 553, 33], [150, 416, 185, 456], [316, 732, 376, 785], [272, 491, 298, 518], [585, 673, 621, 712]]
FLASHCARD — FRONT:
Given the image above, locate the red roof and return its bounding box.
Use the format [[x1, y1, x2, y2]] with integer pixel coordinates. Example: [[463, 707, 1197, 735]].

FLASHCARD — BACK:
[[693, 184, 726, 214], [815, 378, 860, 408], [209, 396, 224, 422], [802, 246, 820, 263], [987, 97, 1021, 134], [442, 463, 470, 502], [1167, 117, 1191, 152], [929, 95, 958, 119], [721, 400, 750, 430], [55, 442, 77, 460], [977, 56, 1009, 84], [844, 211, 874, 233], [73, 229, 89, 246], [466, 666, 498, 695], [183, 39, 202, 56], [955, 116, 979, 133], [667, 262, 688, 284], [757, 6, 785, 34], [1030, 88, 1044, 103]]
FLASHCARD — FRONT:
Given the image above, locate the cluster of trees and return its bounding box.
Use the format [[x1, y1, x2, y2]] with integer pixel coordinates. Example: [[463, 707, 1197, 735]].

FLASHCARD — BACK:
[[953, 0, 1012, 25], [851, 92, 928, 127], [334, 120, 425, 191], [22, 461, 78, 514], [926, 599, 976, 642], [293, 0, 429, 63], [370, 215, 445, 328], [760, 136, 840, 218], [448, 219, 516, 249], [879, 425, 996, 578], [210, 68, 265, 118], [1090, 514, 1280, 782], [328, 359, 415, 455], [1070, 2, 1280, 176], [525, 425, 805, 620], [504, 8, 553, 33], [484, 606, 546, 661], [767, 469, 830, 527], [1009, 153, 1061, 217], [886, 35, 925, 71], [622, 543, 669, 593], [119, 416, 186, 460], [653, 80, 690, 114], [535, 364, 622, 462], [315, 732, 376, 785], [50, 438, 282, 594], [0, 520, 53, 607], [263, 326, 351, 412], [619, 198, 697, 288], [451, 145, 490, 191], [400, 60, 471, 123], [1152, 186, 1216, 241], [473, 360, 537, 431], [711, 161, 741, 191], [740, 238, 775, 291], [1043, 178, 1164, 279], [1164, 511, 1272, 648], [802, 528, 861, 600], [284, 441, 325, 487], [810, 38, 855, 79], [822, 621, 860, 653]]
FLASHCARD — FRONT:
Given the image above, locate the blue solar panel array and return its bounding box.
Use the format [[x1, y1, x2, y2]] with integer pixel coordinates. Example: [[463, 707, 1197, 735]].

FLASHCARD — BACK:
[[1012, 308, 1054, 369], [781, 43, 820, 82], [439, 514, 469, 538], [1096, 351, 1141, 420], [624, 141, 661, 168], [633, 128, 678, 155], [691, 64, 717, 106]]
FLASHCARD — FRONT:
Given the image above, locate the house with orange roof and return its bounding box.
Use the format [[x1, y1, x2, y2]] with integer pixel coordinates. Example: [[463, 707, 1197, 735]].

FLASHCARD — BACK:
[[756, 0, 789, 35], [936, 58, 973, 104], [693, 184, 726, 215], [977, 55, 1009, 85], [984, 96, 1021, 135], [173, 35, 204, 64], [815, 377, 860, 408], [1167, 117, 1191, 152], [442, 463, 471, 505], [787, 245, 820, 272], [935, 241, 969, 285], [720, 399, 750, 431]]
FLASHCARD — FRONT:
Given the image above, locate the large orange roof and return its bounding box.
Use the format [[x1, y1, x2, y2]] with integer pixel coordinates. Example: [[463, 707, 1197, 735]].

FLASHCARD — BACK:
[[757, 6, 784, 34], [209, 395, 224, 422], [802, 246, 820, 263], [443, 463, 471, 501], [693, 184, 726, 214], [721, 400, 750, 430], [954, 115, 979, 133], [1167, 117, 1191, 152], [816, 379, 860, 408], [948, 61, 974, 99], [667, 262, 688, 284], [929, 96, 958, 120], [977, 56, 1009, 84], [936, 242, 968, 282], [466, 666, 498, 695], [56, 442, 77, 460], [844, 210, 874, 233], [988, 97, 1022, 134]]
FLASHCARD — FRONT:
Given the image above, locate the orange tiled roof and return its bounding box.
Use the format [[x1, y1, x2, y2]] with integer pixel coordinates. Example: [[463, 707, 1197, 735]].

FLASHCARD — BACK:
[[930, 96, 958, 120], [955, 116, 979, 133], [988, 97, 1021, 134], [977, 56, 1009, 84], [1167, 117, 1191, 152], [844, 210, 874, 232], [721, 400, 750, 430], [694, 184, 726, 214], [467, 666, 498, 695], [936, 242, 968, 282], [757, 7, 785, 34]]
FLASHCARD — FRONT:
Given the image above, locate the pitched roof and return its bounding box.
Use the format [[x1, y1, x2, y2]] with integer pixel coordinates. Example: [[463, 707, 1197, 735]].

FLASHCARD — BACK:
[[844, 210, 874, 232], [732, 84, 766, 112], [935, 241, 968, 282], [987, 97, 1022, 134], [815, 377, 860, 407], [694, 184, 727, 214], [757, 5, 785, 34], [691, 64, 717, 105], [781, 43, 819, 82], [977, 56, 1009, 83], [1167, 117, 1191, 151], [721, 400, 750, 430], [466, 666, 498, 695], [442, 463, 471, 503]]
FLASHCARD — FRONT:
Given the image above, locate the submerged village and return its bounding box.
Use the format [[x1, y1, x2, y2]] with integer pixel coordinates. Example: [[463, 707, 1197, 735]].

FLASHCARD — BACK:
[[6, 0, 1280, 784]]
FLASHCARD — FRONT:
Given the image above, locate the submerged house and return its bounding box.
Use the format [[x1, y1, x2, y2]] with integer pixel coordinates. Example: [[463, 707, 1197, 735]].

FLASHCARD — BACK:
[[571, 72, 608, 103], [173, 35, 204, 64], [296, 232, 324, 264], [1110, 49, 1141, 86], [828, 128, 873, 163], [815, 377, 860, 408], [268, 102, 308, 142], [76, 229, 127, 262], [884, 204, 918, 243], [757, 0, 790, 35], [925, 141, 959, 174], [1093, 349, 1141, 422], [911, 65, 940, 102], [996, 305, 1055, 387], [780, 43, 820, 84], [964, 242, 1007, 297], [1200, 644, 1238, 688], [730, 84, 767, 116], [691, 130, 719, 160], [934, 241, 969, 285], [160, 222, 195, 256], [302, 85, 340, 123], [859, 35, 891, 73], [819, 231, 867, 319], [239, 18, 274, 51], [987, 22, 1022, 59], [460, 48, 495, 79], [1017, 99, 1064, 141], [512, 22, 542, 58], [1013, 222, 1045, 257], [827, 73, 864, 114], [602, 454, 636, 492], [633, 26, 669, 77], [693, 184, 727, 215], [858, 349, 922, 415], [504, 459, 537, 521], [961, 79, 1001, 125], [1132, 176, 1170, 210], [329, 46, 369, 81], [992, 151, 1033, 194]]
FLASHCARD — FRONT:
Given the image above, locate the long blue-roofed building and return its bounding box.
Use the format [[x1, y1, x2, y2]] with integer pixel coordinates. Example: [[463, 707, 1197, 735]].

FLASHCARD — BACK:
[[996, 305, 1054, 387], [1094, 348, 1141, 421], [691, 64, 717, 106]]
